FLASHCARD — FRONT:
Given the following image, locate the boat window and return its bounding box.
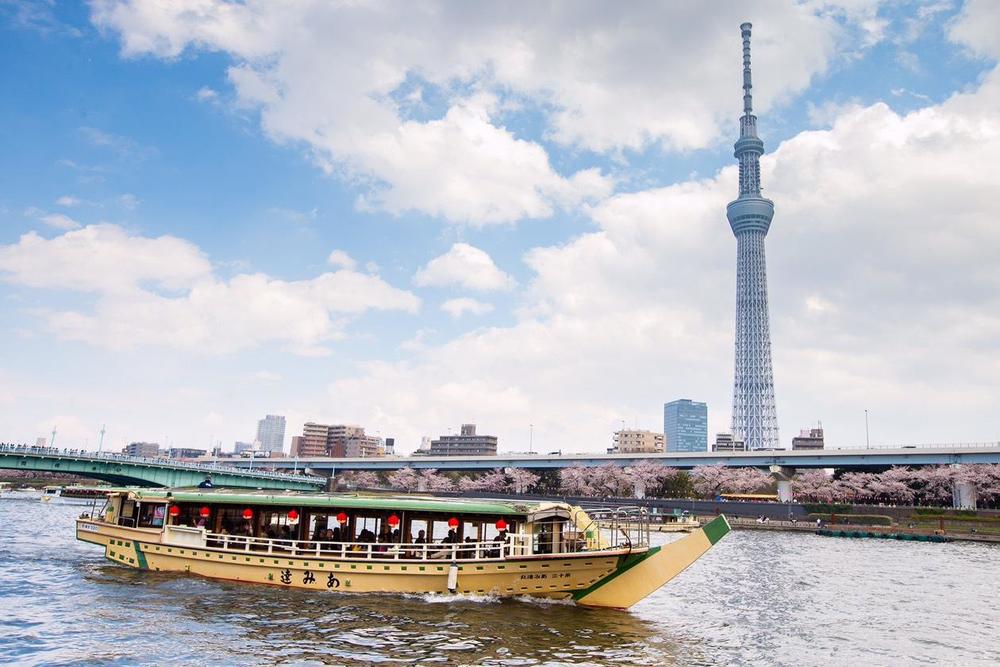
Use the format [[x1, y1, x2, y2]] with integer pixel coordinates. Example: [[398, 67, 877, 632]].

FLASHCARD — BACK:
[[215, 507, 254, 537], [118, 499, 137, 527], [138, 503, 166, 528], [409, 518, 430, 544]]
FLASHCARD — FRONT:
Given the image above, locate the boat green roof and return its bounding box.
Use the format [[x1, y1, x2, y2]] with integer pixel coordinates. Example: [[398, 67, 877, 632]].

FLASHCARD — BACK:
[[123, 488, 555, 517]]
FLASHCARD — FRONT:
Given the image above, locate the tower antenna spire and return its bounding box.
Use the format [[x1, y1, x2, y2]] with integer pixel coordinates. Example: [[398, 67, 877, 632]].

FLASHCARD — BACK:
[[741, 22, 753, 116]]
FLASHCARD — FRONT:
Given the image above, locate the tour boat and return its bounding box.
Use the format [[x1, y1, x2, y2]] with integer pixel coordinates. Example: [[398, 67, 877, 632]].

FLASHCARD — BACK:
[[76, 489, 730, 609], [41, 485, 111, 505]]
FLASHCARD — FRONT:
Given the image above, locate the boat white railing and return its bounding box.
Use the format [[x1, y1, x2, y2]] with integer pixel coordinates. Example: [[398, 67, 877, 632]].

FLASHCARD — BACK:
[[171, 528, 536, 561], [580, 506, 651, 550]]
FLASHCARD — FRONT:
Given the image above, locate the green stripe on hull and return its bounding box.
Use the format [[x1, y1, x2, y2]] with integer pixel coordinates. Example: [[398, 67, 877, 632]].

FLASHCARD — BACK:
[[703, 515, 731, 545], [133, 541, 149, 570], [570, 546, 662, 601]]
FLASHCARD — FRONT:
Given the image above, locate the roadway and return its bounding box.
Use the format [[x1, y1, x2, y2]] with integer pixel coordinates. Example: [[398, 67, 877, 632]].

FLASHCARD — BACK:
[[224, 444, 1000, 473]]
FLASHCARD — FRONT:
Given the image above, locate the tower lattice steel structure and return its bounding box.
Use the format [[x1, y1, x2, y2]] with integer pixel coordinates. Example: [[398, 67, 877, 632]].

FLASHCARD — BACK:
[[727, 23, 779, 450]]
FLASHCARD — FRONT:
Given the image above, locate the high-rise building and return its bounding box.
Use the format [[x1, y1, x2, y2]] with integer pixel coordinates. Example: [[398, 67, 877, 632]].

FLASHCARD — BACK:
[[663, 400, 708, 452], [608, 429, 665, 454], [124, 441, 160, 458], [792, 425, 825, 450], [727, 23, 780, 451], [429, 424, 498, 456], [256, 415, 286, 454]]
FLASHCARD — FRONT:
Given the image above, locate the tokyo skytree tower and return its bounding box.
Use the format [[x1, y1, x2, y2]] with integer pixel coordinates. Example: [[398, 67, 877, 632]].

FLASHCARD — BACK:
[[727, 23, 779, 450]]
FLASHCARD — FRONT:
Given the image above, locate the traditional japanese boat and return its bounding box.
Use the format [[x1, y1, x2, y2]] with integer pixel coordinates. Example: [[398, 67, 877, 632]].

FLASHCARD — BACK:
[[76, 489, 730, 609], [41, 484, 111, 505]]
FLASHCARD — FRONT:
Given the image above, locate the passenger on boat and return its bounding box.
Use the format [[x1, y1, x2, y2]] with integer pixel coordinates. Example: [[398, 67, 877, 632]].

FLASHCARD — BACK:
[[414, 529, 428, 544]]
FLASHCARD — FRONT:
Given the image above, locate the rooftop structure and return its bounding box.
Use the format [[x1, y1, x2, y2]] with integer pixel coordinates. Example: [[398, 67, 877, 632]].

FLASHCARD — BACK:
[[727, 23, 780, 450]]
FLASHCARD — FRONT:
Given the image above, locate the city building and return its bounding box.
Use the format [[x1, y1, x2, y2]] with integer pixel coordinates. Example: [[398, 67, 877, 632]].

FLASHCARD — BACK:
[[384, 438, 395, 455], [234, 441, 254, 454], [256, 415, 286, 454], [663, 399, 708, 452], [792, 425, 825, 450], [727, 24, 780, 450], [296, 423, 386, 458], [429, 424, 498, 456], [712, 433, 747, 452], [608, 429, 665, 454], [124, 441, 160, 458], [168, 447, 207, 459]]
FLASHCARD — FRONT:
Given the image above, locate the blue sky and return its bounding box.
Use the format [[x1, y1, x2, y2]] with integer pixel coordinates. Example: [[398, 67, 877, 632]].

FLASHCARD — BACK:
[[1, 1, 999, 454]]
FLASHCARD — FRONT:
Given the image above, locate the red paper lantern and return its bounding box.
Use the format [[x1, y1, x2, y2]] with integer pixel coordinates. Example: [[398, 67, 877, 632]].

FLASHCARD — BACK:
[[387, 514, 400, 527], [447, 517, 459, 528], [168, 506, 180, 517], [495, 519, 507, 531], [242, 509, 253, 520], [287, 509, 299, 521], [199, 506, 210, 518], [336, 512, 348, 524]]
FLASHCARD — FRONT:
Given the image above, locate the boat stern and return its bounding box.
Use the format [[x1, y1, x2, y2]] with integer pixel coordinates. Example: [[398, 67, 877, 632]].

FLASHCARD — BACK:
[[573, 514, 731, 609]]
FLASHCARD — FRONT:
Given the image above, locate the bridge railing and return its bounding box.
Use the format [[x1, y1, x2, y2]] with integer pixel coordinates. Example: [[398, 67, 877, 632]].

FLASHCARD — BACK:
[[0, 443, 319, 483]]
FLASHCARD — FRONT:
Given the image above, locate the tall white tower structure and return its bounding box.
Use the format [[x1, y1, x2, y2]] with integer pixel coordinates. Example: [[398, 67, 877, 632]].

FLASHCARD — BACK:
[[727, 23, 779, 450]]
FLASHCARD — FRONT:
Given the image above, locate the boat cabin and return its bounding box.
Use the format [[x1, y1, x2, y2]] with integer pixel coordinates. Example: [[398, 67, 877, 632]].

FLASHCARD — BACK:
[[97, 489, 612, 561]]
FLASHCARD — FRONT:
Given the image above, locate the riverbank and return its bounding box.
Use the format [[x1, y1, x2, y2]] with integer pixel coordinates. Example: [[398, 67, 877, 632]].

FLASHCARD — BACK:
[[713, 516, 1000, 544]]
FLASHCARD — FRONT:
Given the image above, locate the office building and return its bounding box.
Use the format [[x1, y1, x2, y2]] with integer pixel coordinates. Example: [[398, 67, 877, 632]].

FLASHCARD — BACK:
[[712, 432, 747, 452], [663, 399, 708, 452], [608, 429, 665, 454], [168, 447, 207, 459], [234, 441, 254, 454], [256, 415, 286, 454], [429, 424, 498, 456], [125, 441, 160, 458], [792, 426, 825, 450], [727, 24, 780, 450], [297, 423, 385, 458]]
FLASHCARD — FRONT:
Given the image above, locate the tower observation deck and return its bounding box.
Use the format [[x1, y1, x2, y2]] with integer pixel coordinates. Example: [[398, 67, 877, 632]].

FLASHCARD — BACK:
[[727, 23, 779, 450]]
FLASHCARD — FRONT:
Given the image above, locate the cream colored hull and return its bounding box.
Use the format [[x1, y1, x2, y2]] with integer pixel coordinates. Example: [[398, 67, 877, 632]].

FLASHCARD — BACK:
[[77, 515, 731, 608]]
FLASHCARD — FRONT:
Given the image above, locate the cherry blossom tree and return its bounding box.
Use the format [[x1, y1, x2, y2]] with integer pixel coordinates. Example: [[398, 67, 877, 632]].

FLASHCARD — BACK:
[[559, 465, 592, 496], [727, 468, 772, 494], [336, 470, 380, 489], [457, 475, 487, 492], [691, 465, 735, 497], [589, 463, 633, 497], [625, 460, 673, 497], [791, 470, 835, 502], [387, 467, 420, 492], [505, 467, 540, 494], [419, 468, 454, 492]]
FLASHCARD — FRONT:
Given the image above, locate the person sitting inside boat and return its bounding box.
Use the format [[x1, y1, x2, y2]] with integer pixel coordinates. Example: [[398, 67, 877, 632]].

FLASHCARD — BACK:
[[487, 529, 508, 558], [414, 529, 428, 544]]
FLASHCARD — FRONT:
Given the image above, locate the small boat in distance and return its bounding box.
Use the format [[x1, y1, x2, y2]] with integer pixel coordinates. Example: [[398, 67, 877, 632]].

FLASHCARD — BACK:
[[76, 489, 730, 609], [42, 485, 111, 505]]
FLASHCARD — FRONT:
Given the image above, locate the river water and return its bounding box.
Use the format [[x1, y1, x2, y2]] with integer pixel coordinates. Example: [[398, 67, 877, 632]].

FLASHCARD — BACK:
[[1, 499, 997, 666]]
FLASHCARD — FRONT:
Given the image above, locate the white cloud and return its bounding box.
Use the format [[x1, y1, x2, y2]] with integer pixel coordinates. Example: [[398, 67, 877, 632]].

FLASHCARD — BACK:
[[414, 243, 515, 291], [327, 249, 357, 271], [948, 0, 1000, 59], [55, 195, 81, 207], [91, 2, 882, 224], [39, 213, 81, 230], [0, 224, 420, 355], [196, 86, 219, 102], [324, 60, 1000, 452], [441, 297, 494, 319], [119, 193, 140, 210]]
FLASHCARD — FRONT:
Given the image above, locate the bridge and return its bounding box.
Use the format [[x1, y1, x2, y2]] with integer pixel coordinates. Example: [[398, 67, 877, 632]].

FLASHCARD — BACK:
[[225, 444, 1000, 473], [0, 446, 324, 490]]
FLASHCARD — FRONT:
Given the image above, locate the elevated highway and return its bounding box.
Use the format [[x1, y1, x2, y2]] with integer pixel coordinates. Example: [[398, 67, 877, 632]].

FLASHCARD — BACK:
[[0, 446, 324, 490], [226, 444, 1000, 473]]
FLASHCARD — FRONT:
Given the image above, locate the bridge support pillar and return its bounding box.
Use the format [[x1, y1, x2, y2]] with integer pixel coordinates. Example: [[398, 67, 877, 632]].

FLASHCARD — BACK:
[[633, 480, 646, 500], [417, 479, 428, 492], [952, 481, 978, 510], [769, 465, 795, 502]]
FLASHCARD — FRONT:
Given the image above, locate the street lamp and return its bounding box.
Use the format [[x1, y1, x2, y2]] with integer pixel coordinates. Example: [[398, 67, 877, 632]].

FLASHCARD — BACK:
[[865, 409, 871, 450]]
